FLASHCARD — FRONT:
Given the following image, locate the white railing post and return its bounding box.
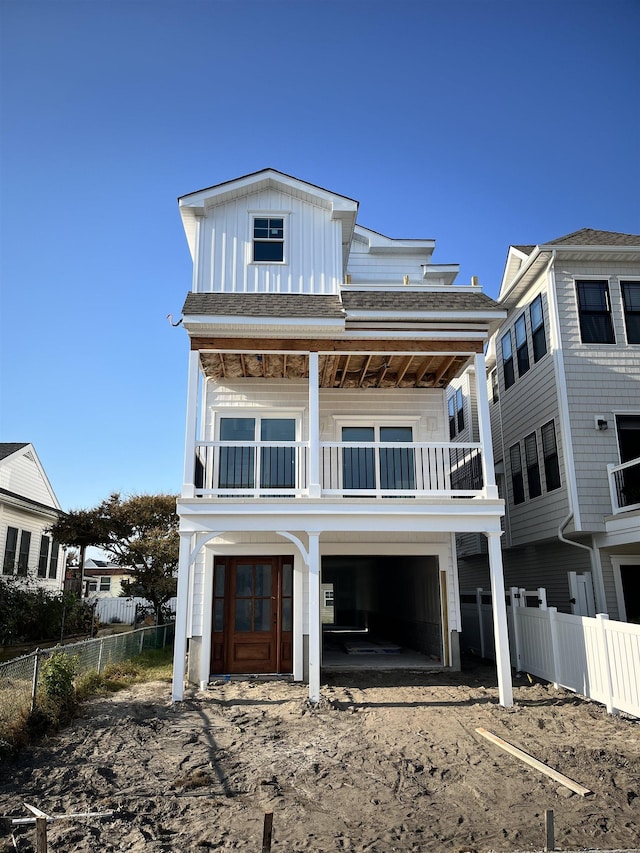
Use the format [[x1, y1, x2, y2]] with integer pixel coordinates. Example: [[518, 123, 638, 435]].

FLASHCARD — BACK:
[[308, 352, 321, 498], [596, 613, 615, 714], [510, 587, 522, 672], [474, 352, 498, 499], [538, 588, 547, 609], [548, 607, 560, 688], [182, 351, 201, 499]]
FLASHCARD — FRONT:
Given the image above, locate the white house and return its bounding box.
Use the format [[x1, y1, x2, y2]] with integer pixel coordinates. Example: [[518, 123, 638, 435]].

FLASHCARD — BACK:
[[455, 229, 640, 624], [83, 558, 134, 598], [171, 169, 512, 705], [0, 443, 66, 590]]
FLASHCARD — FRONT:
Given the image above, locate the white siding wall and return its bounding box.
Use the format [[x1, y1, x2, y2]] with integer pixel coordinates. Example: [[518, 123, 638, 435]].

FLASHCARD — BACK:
[[346, 239, 431, 284], [555, 261, 640, 530], [0, 504, 64, 589], [494, 274, 570, 546], [0, 451, 56, 507], [196, 189, 342, 294]]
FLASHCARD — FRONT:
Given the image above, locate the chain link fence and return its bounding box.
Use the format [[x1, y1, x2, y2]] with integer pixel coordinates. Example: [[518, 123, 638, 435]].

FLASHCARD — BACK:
[[0, 624, 174, 727]]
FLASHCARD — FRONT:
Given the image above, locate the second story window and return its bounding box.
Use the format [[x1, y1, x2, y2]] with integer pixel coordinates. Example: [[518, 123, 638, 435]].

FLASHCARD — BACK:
[[541, 420, 561, 491], [621, 281, 640, 344], [524, 432, 541, 498], [448, 389, 465, 438], [576, 280, 615, 344], [501, 331, 515, 389], [515, 314, 530, 377], [510, 443, 525, 505], [530, 295, 547, 361], [253, 217, 284, 262]]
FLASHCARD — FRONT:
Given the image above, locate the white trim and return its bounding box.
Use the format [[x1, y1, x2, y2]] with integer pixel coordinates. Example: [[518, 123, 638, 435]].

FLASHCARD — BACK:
[[248, 211, 289, 266]]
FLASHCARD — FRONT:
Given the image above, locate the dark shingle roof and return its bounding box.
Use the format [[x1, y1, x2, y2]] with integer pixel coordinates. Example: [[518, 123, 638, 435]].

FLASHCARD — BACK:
[[544, 228, 640, 247], [183, 293, 344, 318], [512, 245, 535, 255], [341, 290, 501, 312], [0, 443, 28, 461]]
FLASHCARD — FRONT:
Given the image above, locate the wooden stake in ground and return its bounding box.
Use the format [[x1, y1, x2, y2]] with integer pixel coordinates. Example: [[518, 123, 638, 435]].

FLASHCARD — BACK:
[[262, 812, 273, 853], [545, 808, 555, 851], [24, 804, 49, 853], [475, 728, 593, 797]]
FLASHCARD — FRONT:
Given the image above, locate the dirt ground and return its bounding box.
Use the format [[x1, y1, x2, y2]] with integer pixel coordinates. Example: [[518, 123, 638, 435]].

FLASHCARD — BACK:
[[1, 659, 639, 853]]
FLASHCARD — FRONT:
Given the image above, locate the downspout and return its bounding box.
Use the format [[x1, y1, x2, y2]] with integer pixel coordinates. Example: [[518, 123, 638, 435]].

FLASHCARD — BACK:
[[557, 513, 607, 613], [548, 249, 607, 612]]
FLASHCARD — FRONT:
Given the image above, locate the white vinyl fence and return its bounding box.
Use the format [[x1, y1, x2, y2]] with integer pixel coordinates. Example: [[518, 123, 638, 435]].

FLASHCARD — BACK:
[[90, 596, 177, 625], [461, 587, 640, 718]]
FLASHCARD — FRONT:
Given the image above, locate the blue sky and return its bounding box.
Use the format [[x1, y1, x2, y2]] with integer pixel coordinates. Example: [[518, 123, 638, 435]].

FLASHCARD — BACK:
[[1, 0, 639, 513]]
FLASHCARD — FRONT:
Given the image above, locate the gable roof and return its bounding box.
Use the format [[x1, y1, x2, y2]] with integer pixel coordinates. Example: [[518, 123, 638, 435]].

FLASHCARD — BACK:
[[0, 442, 29, 461]]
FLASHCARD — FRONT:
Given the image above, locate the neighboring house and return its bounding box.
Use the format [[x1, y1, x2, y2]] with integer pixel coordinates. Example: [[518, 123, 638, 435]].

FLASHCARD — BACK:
[[83, 558, 134, 598], [455, 229, 640, 624], [171, 168, 512, 705], [0, 443, 66, 590]]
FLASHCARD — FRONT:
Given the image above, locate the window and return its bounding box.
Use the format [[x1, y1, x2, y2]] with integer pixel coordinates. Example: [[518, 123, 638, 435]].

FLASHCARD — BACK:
[[253, 217, 284, 262], [3, 527, 18, 574], [490, 369, 499, 403], [541, 421, 561, 491], [515, 314, 530, 377], [99, 577, 111, 592], [48, 541, 60, 580], [501, 331, 515, 389], [530, 295, 547, 361], [621, 281, 640, 344], [38, 535, 50, 578], [448, 389, 465, 437], [17, 531, 31, 576], [524, 432, 541, 498], [576, 280, 615, 344], [323, 589, 334, 607], [218, 416, 297, 490], [510, 443, 525, 505], [87, 579, 98, 592], [342, 425, 415, 491]]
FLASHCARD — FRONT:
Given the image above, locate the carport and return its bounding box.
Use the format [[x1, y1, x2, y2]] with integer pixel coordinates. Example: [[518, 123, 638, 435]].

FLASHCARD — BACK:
[[321, 555, 444, 671]]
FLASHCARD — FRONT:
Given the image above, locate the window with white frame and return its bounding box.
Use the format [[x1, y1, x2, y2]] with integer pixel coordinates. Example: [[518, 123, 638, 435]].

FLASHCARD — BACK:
[[501, 330, 515, 389], [576, 280, 615, 344], [530, 295, 547, 362], [99, 577, 111, 592], [339, 422, 417, 491], [515, 314, 530, 377], [447, 388, 465, 438], [621, 281, 640, 344], [217, 415, 298, 490], [524, 432, 541, 498], [252, 217, 284, 262]]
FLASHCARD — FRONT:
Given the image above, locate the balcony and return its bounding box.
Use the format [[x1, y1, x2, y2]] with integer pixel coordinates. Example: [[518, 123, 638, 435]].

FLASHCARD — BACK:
[[608, 457, 640, 514], [192, 440, 485, 499]]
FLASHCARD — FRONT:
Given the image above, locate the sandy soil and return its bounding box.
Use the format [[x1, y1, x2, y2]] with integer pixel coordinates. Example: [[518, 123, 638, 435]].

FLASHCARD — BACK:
[[1, 660, 639, 852]]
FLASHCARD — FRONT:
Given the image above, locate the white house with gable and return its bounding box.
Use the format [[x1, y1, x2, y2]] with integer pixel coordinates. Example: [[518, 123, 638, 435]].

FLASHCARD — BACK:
[[0, 443, 66, 590], [171, 169, 512, 704], [455, 229, 640, 624]]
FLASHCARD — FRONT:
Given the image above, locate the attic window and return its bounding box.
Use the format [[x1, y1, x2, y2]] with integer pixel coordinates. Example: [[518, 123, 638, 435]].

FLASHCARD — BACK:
[[253, 217, 284, 262]]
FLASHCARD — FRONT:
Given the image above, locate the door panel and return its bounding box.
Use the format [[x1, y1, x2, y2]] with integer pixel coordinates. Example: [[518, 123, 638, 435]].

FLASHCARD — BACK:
[[211, 557, 293, 675]]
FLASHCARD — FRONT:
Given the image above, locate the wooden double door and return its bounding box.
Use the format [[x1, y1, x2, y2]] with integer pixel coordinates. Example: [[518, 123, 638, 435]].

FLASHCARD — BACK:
[[211, 556, 293, 674]]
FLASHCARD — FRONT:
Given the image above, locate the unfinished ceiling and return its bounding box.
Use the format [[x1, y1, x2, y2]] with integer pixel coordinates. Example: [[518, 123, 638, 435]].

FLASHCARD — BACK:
[[199, 352, 469, 388]]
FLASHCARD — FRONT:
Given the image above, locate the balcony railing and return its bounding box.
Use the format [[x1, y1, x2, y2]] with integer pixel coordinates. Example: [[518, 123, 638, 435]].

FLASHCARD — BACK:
[[192, 440, 485, 499], [608, 457, 640, 514]]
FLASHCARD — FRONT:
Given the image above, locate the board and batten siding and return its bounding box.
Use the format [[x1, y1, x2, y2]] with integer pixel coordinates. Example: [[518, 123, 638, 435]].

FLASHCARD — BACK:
[[554, 261, 640, 531], [196, 188, 342, 295], [493, 277, 570, 547]]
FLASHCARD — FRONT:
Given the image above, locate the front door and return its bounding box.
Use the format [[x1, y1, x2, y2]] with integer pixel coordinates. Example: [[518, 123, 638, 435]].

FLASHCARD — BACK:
[[211, 557, 293, 675]]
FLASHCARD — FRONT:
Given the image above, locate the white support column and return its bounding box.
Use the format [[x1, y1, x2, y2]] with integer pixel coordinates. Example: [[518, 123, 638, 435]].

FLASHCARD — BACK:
[[307, 532, 321, 703], [486, 531, 513, 707], [474, 352, 498, 499], [199, 551, 215, 689], [308, 351, 321, 498], [293, 552, 304, 682], [172, 532, 193, 702], [182, 350, 201, 499]]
